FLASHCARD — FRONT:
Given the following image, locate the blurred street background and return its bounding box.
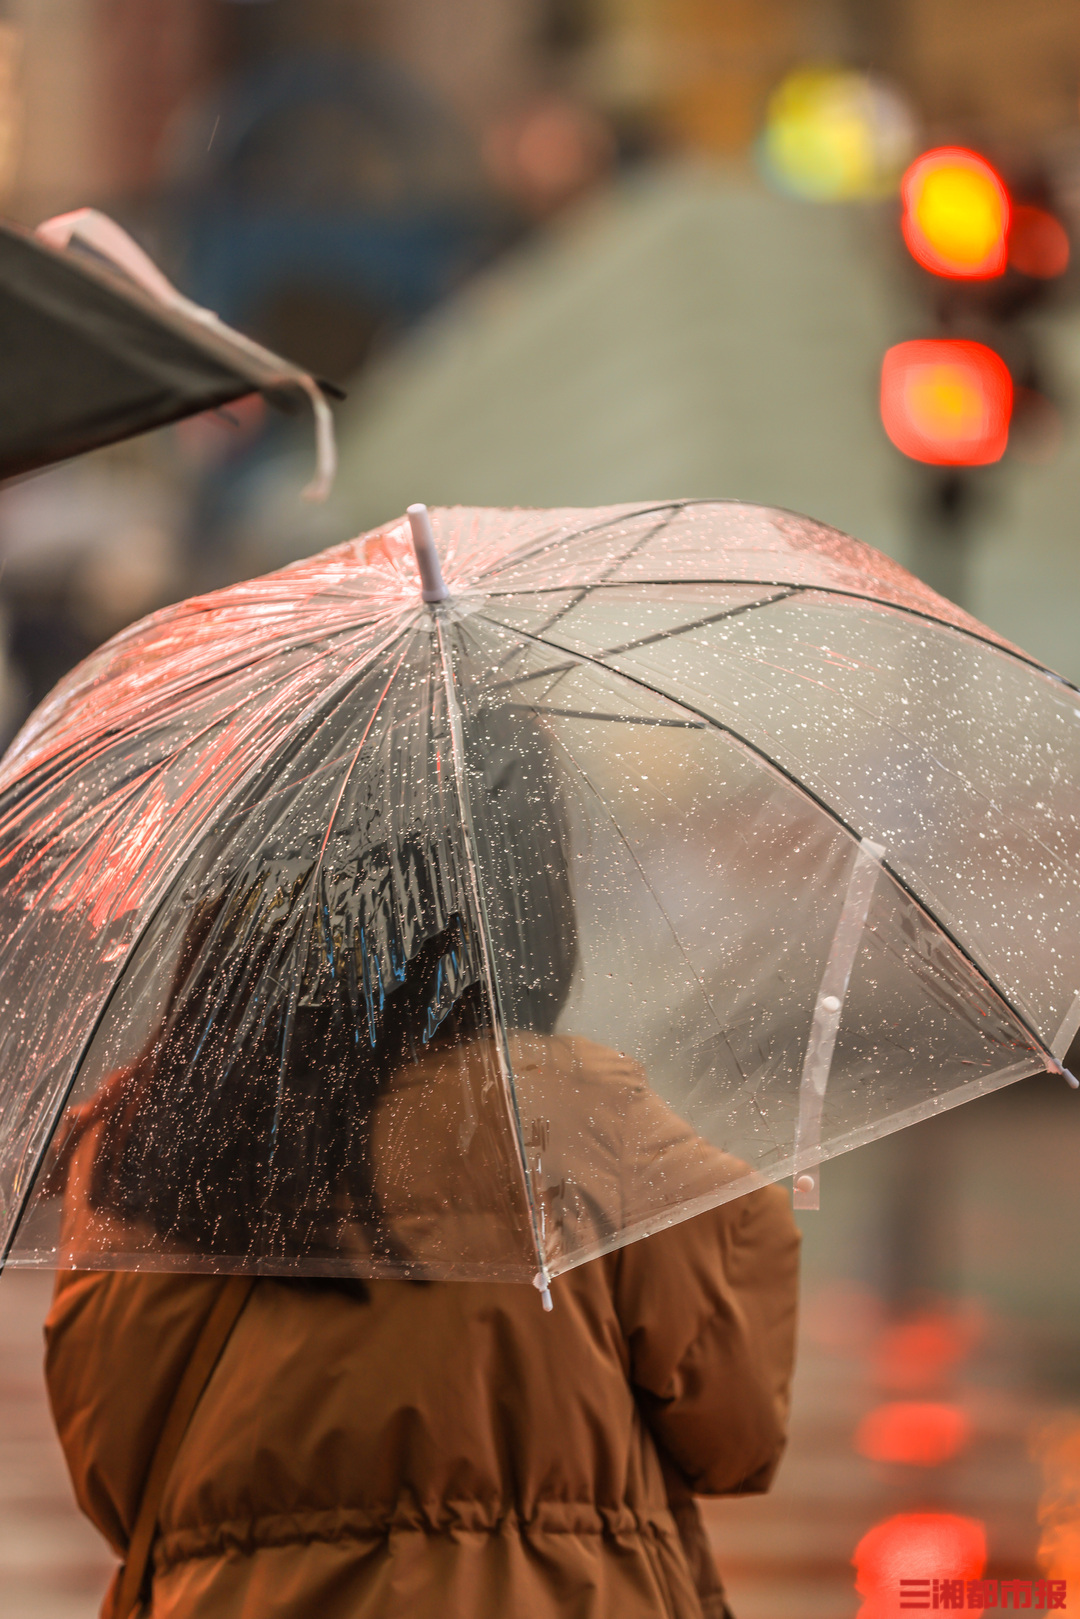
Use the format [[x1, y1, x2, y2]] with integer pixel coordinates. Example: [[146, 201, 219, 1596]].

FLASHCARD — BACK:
[[2, 1, 1080, 1615]]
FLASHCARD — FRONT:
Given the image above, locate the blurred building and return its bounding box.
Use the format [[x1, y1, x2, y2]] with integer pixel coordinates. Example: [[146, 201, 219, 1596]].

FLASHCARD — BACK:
[[581, 0, 1080, 156], [243, 168, 911, 557], [0, 0, 562, 733], [0, 0, 1077, 709]]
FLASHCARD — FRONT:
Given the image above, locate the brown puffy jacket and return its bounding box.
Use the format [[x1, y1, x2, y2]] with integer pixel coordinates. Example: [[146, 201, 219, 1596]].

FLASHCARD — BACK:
[[44, 1038, 800, 1619]]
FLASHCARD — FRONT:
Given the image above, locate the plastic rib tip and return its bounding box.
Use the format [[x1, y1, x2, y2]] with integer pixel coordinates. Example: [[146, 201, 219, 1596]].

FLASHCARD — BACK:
[[533, 1271, 554, 1312], [407, 504, 449, 602]]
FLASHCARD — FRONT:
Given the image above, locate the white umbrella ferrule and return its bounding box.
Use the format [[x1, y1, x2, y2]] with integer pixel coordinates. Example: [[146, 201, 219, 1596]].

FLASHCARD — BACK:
[[407, 504, 450, 602]]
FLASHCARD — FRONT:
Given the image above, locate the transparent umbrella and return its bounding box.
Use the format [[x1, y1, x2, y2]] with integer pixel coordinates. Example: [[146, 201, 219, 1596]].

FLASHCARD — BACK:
[[1, 501, 1076, 1303]]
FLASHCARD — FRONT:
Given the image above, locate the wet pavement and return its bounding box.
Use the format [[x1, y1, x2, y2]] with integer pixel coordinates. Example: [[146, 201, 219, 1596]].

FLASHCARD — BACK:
[[708, 1075, 1080, 1616], [0, 1270, 113, 1619], [3, 1074, 1079, 1618]]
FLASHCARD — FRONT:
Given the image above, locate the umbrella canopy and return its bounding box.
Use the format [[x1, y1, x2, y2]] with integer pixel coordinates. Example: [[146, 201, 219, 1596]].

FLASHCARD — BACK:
[[0, 501, 1076, 1292], [0, 209, 338, 490]]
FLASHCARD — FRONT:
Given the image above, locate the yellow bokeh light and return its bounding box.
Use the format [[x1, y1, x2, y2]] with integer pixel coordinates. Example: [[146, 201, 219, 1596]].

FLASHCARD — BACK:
[[761, 66, 915, 202], [902, 149, 1009, 277], [914, 169, 1003, 266]]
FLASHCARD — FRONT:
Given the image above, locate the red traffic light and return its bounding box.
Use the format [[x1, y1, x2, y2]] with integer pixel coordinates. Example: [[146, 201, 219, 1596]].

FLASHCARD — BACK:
[[880, 340, 1012, 465], [901, 148, 1010, 279]]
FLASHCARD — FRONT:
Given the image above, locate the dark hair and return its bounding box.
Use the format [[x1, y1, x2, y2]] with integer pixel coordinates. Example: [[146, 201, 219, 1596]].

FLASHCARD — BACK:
[[69, 702, 577, 1263], [464, 698, 578, 1036]]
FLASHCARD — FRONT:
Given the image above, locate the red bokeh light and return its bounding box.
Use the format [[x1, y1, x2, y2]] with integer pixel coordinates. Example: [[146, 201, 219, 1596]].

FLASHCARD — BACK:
[[1009, 205, 1070, 278], [855, 1401, 972, 1466], [482, 97, 615, 217], [872, 1303, 983, 1392], [880, 339, 1012, 465], [854, 1514, 986, 1619]]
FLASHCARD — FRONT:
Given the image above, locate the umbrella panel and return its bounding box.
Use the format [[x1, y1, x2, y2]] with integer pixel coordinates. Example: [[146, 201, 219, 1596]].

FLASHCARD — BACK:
[[483, 583, 1080, 1046], [9, 604, 1045, 1280], [452, 619, 1043, 1273], [443, 500, 1017, 653], [10, 622, 540, 1276], [0, 598, 412, 1257]]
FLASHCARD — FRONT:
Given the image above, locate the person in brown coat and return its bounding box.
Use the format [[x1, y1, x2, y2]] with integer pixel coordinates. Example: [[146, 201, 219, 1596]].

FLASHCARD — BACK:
[[47, 1176, 798, 1619], [42, 702, 801, 1619]]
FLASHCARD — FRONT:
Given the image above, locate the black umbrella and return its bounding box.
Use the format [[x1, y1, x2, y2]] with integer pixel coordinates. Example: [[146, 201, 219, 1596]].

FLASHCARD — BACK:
[[0, 208, 339, 491]]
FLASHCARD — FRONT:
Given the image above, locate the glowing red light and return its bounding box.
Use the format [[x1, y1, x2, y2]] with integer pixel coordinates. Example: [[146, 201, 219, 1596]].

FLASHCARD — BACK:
[[853, 1514, 986, 1618], [880, 340, 1012, 465], [1009, 205, 1070, 278], [872, 1304, 982, 1392], [855, 1401, 971, 1466], [901, 148, 1010, 278]]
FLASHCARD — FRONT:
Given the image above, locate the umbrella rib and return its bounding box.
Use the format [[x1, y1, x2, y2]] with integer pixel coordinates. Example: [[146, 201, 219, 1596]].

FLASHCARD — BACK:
[[0, 616, 398, 809], [521, 589, 799, 660], [508, 514, 680, 640], [507, 706, 702, 727], [479, 579, 1068, 684], [597, 590, 797, 654], [460, 511, 681, 672], [432, 611, 551, 1300], [453, 493, 1070, 680], [0, 693, 284, 995], [463, 501, 688, 590], [471, 510, 679, 685], [566, 590, 1079, 881], [5, 623, 408, 920], [314, 642, 413, 869], [461, 493, 1057, 675], [268, 637, 416, 1155], [213, 621, 424, 833], [484, 659, 579, 692], [476, 613, 1057, 1071]]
